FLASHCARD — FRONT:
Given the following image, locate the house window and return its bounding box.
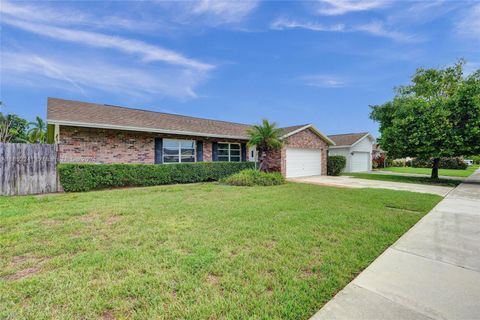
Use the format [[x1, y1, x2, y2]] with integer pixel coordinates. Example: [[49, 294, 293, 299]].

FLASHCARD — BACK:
[[163, 139, 196, 163], [218, 143, 241, 162]]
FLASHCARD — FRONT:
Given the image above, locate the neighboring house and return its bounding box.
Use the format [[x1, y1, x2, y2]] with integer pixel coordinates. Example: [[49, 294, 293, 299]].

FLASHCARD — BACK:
[[46, 98, 335, 178], [328, 132, 375, 172]]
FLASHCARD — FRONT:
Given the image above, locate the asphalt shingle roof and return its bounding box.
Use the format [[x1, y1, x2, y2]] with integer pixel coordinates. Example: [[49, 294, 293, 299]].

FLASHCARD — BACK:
[[328, 132, 369, 146], [47, 98, 332, 143]]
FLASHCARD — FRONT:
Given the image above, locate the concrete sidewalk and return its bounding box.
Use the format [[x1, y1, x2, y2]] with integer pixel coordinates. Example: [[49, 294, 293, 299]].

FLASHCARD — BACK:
[[311, 169, 480, 320]]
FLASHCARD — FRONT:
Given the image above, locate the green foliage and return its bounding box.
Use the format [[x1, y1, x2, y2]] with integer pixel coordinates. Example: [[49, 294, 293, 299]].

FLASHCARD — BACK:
[[0, 113, 29, 143], [247, 119, 284, 172], [221, 169, 285, 186], [470, 155, 480, 164], [391, 159, 407, 167], [59, 162, 255, 192], [327, 155, 346, 176], [27, 116, 47, 143], [411, 157, 467, 170], [370, 60, 480, 163]]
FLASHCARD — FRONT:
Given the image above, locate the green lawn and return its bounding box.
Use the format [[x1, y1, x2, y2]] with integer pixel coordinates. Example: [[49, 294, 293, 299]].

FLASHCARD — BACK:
[[0, 183, 441, 319], [379, 165, 479, 177], [343, 172, 463, 187]]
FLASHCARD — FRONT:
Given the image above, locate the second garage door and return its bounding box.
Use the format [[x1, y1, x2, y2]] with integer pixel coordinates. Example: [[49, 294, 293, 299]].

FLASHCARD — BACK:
[[286, 148, 322, 178], [351, 152, 370, 172]]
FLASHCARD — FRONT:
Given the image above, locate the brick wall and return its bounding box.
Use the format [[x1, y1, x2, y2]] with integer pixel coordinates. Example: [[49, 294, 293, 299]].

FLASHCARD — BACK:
[[268, 128, 329, 176], [58, 126, 247, 164], [59, 126, 155, 164]]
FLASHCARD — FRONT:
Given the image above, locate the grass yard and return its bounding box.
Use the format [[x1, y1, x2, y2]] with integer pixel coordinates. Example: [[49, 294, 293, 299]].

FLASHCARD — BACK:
[[343, 172, 463, 187], [0, 183, 441, 319], [379, 165, 479, 177]]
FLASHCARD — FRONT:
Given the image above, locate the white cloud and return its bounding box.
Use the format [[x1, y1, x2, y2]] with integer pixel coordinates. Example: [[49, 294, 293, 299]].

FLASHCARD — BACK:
[[270, 18, 345, 32], [191, 0, 259, 24], [2, 17, 213, 71], [0, 0, 156, 31], [1, 52, 207, 99], [456, 4, 480, 40], [354, 21, 417, 42], [302, 75, 346, 88], [314, 0, 388, 15], [270, 18, 417, 43]]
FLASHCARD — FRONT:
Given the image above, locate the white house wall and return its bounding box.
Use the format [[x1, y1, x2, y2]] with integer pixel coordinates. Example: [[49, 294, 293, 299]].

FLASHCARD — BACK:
[[328, 147, 352, 172], [329, 136, 374, 173], [352, 137, 374, 172]]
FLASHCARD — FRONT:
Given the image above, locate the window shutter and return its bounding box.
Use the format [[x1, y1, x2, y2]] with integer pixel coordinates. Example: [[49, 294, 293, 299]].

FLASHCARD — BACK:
[[197, 141, 203, 162], [212, 142, 218, 161], [154, 138, 163, 164], [241, 143, 247, 162]]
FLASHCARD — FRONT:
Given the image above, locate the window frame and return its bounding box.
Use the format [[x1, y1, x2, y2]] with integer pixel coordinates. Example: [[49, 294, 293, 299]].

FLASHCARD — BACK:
[[162, 138, 196, 164], [217, 142, 241, 162]]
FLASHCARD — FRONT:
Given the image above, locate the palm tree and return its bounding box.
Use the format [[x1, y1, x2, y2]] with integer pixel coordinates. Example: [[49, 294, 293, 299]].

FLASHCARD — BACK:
[[247, 119, 284, 172], [27, 116, 46, 143]]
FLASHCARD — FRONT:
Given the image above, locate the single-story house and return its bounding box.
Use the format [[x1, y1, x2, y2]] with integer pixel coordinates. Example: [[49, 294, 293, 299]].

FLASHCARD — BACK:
[[327, 132, 375, 172], [47, 98, 335, 178]]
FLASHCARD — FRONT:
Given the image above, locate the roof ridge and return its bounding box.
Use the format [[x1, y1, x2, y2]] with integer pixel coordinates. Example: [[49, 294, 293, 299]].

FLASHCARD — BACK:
[[48, 97, 252, 128], [328, 132, 369, 137]]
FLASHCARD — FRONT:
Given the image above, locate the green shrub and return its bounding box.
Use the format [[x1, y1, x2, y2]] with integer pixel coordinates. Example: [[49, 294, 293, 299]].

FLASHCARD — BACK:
[[221, 169, 285, 186], [411, 157, 467, 170], [59, 162, 255, 192], [391, 159, 406, 167], [327, 156, 346, 176]]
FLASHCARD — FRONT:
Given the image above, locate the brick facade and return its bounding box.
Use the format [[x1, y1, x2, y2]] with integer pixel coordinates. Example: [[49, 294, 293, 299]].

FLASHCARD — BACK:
[[267, 128, 329, 176], [58, 126, 329, 176], [58, 126, 248, 164]]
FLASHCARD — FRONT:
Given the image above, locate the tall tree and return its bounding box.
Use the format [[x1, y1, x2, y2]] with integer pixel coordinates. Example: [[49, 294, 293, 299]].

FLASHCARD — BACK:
[[247, 119, 284, 172], [0, 113, 29, 143], [27, 116, 47, 143], [370, 60, 480, 178]]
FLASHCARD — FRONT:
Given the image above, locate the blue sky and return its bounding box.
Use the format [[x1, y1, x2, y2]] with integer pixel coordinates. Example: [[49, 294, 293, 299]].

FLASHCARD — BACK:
[[1, 0, 479, 135]]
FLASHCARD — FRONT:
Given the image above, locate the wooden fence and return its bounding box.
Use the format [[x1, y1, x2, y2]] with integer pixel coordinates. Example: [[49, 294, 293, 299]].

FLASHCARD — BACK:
[[0, 143, 59, 196]]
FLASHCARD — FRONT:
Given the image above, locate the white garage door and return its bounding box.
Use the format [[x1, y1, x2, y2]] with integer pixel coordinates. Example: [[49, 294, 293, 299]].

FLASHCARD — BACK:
[[286, 148, 322, 178], [351, 152, 370, 172]]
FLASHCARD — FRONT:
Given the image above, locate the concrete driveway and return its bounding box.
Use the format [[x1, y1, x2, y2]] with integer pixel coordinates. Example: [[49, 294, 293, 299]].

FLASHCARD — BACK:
[[310, 169, 480, 320], [290, 175, 453, 196]]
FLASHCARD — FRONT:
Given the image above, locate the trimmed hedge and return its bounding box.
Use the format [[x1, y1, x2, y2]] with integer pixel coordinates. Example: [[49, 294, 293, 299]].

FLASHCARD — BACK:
[[411, 157, 467, 170], [221, 169, 285, 186], [327, 155, 346, 176], [59, 162, 256, 192]]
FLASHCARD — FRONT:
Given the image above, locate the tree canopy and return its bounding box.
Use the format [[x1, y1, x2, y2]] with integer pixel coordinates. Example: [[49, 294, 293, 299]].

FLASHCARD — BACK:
[[370, 60, 480, 178], [0, 102, 46, 143]]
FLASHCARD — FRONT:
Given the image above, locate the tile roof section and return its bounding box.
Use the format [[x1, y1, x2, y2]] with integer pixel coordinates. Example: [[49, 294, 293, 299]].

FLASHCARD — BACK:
[[328, 132, 369, 146]]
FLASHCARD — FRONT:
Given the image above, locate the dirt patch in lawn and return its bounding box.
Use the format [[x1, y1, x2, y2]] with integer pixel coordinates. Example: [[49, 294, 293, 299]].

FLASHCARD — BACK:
[[4, 267, 41, 280], [207, 273, 220, 285], [3, 256, 51, 281]]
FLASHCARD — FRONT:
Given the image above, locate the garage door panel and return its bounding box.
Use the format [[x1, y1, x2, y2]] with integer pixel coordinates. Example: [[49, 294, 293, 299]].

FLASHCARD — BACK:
[[286, 148, 321, 178], [351, 152, 369, 172]]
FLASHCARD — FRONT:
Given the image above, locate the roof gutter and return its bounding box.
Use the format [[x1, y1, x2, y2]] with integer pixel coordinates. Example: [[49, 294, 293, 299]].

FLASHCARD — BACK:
[[47, 119, 250, 141]]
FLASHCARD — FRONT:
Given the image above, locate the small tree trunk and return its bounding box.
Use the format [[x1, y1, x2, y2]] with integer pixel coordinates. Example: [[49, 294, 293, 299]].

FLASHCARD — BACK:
[[431, 158, 440, 179], [258, 151, 266, 172]]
